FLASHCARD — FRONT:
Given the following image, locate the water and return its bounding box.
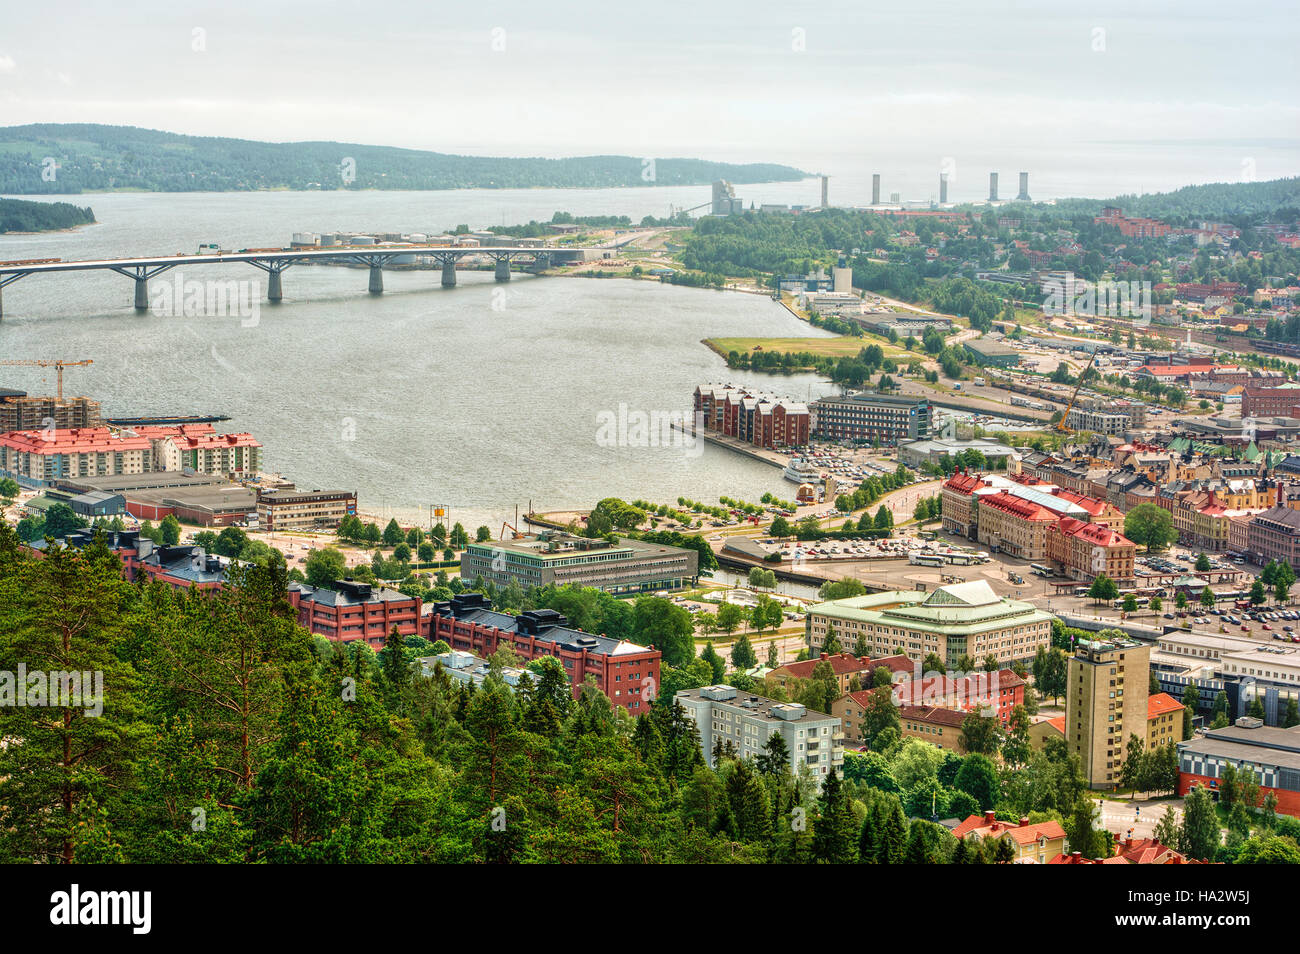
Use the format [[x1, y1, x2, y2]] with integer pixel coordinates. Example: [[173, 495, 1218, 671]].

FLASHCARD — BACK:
[[0, 189, 845, 530]]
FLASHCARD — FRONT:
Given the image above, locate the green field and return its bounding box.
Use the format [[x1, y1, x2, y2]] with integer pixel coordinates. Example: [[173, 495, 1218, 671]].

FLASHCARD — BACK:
[[706, 336, 912, 359]]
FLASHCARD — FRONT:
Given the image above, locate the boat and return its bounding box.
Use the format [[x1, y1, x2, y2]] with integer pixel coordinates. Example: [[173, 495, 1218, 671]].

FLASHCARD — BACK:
[[783, 458, 823, 483]]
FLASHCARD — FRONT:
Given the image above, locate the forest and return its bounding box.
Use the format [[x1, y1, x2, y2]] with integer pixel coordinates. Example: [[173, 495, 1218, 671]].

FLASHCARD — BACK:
[[3, 522, 1298, 863], [0, 197, 96, 233], [0, 124, 805, 195]]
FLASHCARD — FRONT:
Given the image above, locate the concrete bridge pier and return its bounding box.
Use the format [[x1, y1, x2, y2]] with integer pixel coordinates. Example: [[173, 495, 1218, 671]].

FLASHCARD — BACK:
[[368, 264, 384, 295], [134, 276, 150, 310], [441, 259, 457, 287], [494, 258, 511, 282], [267, 269, 283, 302]]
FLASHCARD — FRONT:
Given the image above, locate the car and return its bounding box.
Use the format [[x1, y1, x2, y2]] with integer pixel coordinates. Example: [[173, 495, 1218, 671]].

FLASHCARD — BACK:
[[1263, 624, 1273, 631], [1243, 626, 1251, 632], [1274, 633, 1288, 641], [1163, 613, 1175, 620]]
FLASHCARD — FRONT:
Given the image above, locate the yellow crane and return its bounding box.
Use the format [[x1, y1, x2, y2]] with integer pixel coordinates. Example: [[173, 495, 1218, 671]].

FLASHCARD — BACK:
[[0, 359, 93, 401], [1055, 347, 1100, 433]]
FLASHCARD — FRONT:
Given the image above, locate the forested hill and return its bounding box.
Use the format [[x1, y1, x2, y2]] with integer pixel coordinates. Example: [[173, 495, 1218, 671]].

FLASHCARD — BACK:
[[0, 197, 96, 233], [0, 124, 806, 195], [1054, 177, 1300, 227]]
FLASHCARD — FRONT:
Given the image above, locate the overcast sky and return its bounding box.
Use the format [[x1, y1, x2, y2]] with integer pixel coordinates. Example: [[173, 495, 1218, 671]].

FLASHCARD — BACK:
[[2, 0, 1296, 172]]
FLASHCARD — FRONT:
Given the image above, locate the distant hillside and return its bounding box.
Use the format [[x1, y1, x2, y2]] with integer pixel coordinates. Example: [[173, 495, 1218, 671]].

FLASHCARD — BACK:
[[0, 124, 806, 195], [1054, 177, 1300, 227], [0, 197, 95, 233]]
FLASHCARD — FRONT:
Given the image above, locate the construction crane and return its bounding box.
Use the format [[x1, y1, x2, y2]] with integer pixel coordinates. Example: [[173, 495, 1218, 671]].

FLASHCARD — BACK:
[[0, 359, 93, 401], [1055, 347, 1100, 433]]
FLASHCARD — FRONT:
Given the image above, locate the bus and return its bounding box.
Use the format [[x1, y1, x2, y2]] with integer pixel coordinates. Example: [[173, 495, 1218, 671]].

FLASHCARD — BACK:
[[1030, 564, 1054, 577], [909, 552, 945, 567]]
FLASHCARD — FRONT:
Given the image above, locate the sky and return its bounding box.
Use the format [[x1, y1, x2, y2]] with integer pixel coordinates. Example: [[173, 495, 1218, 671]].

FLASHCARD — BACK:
[[1, 0, 1296, 183]]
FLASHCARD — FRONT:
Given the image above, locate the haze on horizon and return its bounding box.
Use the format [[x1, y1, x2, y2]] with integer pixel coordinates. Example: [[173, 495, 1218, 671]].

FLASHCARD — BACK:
[[2, 0, 1297, 192]]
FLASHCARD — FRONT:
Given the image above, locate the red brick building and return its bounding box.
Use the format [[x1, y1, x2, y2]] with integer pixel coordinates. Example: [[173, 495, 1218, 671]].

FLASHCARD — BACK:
[[1242, 385, 1300, 418], [428, 593, 661, 715], [288, 580, 422, 647], [695, 384, 810, 449]]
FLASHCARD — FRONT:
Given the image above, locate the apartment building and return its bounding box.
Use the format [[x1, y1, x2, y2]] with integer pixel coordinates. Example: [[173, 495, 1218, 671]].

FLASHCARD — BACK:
[[0, 427, 152, 488], [0, 390, 102, 431], [974, 490, 1056, 559], [1147, 692, 1185, 750], [1065, 636, 1153, 789], [694, 384, 810, 449], [676, 684, 843, 781], [1046, 517, 1137, 587], [1245, 505, 1300, 570]]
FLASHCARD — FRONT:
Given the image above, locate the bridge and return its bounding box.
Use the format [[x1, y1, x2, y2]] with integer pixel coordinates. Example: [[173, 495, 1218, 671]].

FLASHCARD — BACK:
[[0, 243, 585, 318]]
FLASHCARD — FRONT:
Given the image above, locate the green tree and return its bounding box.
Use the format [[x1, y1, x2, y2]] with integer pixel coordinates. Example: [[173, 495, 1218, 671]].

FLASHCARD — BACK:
[[1123, 503, 1176, 553], [953, 754, 1001, 809], [1087, 574, 1119, 604], [1179, 784, 1221, 861], [382, 519, 404, 547], [731, 633, 757, 671], [1194, 552, 1211, 573], [305, 547, 347, 589], [159, 514, 182, 546]]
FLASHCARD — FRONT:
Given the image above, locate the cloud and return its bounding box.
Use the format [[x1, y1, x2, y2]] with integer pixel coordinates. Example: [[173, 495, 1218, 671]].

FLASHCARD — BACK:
[[0, 55, 16, 73]]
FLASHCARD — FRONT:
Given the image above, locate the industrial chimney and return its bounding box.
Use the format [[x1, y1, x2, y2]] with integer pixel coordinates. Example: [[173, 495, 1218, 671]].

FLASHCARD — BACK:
[[1016, 171, 1031, 201]]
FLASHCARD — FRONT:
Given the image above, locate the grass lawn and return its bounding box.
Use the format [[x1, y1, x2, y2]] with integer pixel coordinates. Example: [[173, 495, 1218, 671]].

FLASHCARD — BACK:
[[706, 336, 909, 359]]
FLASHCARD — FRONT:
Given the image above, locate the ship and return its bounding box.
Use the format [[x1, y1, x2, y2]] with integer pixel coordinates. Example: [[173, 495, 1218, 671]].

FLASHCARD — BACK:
[[782, 458, 824, 483]]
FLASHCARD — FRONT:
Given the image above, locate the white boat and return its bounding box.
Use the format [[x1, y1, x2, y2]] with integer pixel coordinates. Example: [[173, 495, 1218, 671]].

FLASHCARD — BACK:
[[783, 458, 823, 483]]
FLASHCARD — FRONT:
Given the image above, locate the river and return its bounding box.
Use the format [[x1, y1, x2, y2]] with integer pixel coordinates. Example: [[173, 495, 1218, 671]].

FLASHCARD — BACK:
[[0, 187, 845, 530]]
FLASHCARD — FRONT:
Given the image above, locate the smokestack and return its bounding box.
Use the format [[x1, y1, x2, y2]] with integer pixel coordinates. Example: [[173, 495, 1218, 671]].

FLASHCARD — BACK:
[[939, 173, 949, 204], [820, 175, 829, 208], [988, 172, 999, 202], [1017, 171, 1031, 202], [872, 174, 881, 205]]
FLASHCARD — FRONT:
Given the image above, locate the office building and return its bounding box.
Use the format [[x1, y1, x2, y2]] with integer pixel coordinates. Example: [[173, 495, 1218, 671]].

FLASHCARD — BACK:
[[810, 392, 930, 444], [289, 580, 422, 647], [805, 580, 1053, 668], [429, 593, 661, 715], [1179, 721, 1300, 818], [461, 530, 697, 594], [258, 488, 357, 530], [1016, 172, 1031, 202]]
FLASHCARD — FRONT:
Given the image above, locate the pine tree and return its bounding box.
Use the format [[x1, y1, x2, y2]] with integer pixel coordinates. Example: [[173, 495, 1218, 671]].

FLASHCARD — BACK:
[[0, 533, 150, 863], [811, 768, 856, 863]]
